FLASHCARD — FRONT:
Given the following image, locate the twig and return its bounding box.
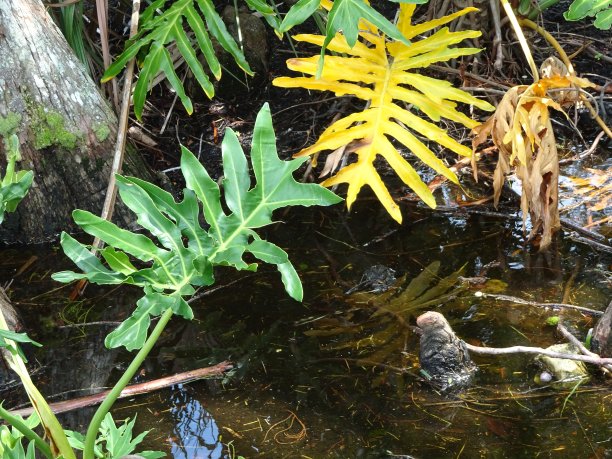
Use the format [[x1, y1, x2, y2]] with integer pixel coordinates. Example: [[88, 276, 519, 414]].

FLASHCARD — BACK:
[[476, 292, 603, 316], [489, 0, 503, 70], [559, 131, 605, 165], [58, 321, 121, 329], [92, 0, 141, 254], [72, 0, 141, 299], [8, 362, 233, 418], [95, 0, 119, 109], [567, 235, 612, 254], [465, 343, 612, 366], [560, 217, 608, 242], [159, 72, 187, 135], [557, 323, 611, 373], [429, 65, 511, 90]]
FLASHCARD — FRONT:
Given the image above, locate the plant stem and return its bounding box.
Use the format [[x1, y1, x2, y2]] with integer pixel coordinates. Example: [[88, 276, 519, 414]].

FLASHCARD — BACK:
[[499, 0, 539, 82], [518, 18, 574, 73], [527, 0, 560, 19], [82, 307, 174, 459], [0, 405, 53, 459]]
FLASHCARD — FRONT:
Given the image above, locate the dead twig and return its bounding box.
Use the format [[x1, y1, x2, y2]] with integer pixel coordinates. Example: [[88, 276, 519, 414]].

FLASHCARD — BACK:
[[476, 292, 603, 316], [559, 131, 605, 165], [263, 410, 307, 445]]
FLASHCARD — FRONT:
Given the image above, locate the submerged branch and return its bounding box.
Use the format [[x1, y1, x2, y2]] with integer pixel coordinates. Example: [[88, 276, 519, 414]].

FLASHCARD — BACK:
[[465, 343, 612, 366], [8, 362, 233, 418], [475, 292, 603, 316]]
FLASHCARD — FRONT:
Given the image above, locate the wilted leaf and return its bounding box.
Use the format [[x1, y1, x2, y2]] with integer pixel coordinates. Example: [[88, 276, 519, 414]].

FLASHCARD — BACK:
[[472, 73, 595, 249]]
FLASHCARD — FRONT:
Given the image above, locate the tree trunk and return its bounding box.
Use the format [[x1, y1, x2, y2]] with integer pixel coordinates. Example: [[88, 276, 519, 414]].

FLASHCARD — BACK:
[[0, 0, 152, 243], [592, 300, 612, 358]]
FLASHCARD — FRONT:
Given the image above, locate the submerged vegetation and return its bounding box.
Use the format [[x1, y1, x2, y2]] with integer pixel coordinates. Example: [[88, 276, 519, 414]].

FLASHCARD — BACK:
[[0, 0, 610, 457]]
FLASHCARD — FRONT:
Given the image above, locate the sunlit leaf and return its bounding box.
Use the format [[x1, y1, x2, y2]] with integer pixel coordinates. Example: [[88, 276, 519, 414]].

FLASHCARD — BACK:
[[274, 4, 493, 223], [564, 0, 611, 29]]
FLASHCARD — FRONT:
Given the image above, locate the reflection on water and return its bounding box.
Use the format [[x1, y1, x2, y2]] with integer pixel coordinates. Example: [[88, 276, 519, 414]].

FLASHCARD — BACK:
[[167, 385, 224, 459]]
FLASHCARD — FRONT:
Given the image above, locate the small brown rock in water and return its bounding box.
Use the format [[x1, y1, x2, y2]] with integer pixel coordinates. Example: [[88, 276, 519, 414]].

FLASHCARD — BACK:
[[416, 311, 476, 392]]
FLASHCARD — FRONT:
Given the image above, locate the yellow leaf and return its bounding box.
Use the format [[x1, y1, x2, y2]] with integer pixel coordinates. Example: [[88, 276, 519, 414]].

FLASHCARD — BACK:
[[273, 4, 493, 222]]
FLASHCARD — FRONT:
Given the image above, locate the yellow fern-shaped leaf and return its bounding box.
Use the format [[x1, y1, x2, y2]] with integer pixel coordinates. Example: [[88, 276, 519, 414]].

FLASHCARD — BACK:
[[273, 3, 494, 223]]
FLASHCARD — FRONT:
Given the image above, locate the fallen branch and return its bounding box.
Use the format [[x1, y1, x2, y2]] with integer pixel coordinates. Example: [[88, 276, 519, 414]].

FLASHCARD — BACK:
[[8, 362, 233, 418], [475, 292, 603, 316], [464, 343, 612, 366], [557, 323, 612, 373]]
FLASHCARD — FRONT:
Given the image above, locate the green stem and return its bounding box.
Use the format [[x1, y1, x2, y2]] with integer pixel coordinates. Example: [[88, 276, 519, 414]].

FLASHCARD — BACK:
[[82, 307, 174, 459], [0, 405, 53, 459], [527, 0, 561, 20]]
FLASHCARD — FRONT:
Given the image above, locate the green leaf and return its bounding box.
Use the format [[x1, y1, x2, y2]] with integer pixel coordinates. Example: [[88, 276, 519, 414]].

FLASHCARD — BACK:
[[196, 0, 253, 74], [221, 129, 251, 218], [73, 210, 164, 262], [0, 330, 41, 362], [564, 0, 610, 20], [183, 5, 221, 80], [594, 6, 612, 28], [209, 103, 341, 265], [101, 247, 138, 275], [103, 0, 250, 118], [247, 240, 289, 264], [97, 414, 165, 459], [116, 177, 186, 256], [246, 0, 283, 31], [279, 0, 321, 32], [277, 262, 303, 301], [58, 103, 340, 351], [52, 233, 125, 284], [0, 136, 32, 223], [181, 146, 224, 240], [105, 290, 184, 350], [317, 0, 410, 78], [120, 176, 213, 255]]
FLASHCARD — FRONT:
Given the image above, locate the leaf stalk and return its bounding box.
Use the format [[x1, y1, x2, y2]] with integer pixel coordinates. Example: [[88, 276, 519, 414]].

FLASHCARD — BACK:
[[0, 405, 53, 459], [82, 307, 174, 459]]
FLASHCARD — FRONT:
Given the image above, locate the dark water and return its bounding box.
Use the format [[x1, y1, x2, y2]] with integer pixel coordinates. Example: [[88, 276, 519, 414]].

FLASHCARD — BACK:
[[1, 198, 610, 458]]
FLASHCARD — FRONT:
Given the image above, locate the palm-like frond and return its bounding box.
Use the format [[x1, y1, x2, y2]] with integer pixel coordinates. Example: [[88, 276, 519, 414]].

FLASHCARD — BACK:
[[274, 4, 494, 223], [103, 0, 252, 120]]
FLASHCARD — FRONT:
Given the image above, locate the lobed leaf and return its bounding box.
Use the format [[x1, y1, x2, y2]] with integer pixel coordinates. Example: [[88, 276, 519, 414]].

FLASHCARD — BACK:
[[56, 103, 340, 349], [274, 4, 494, 223]]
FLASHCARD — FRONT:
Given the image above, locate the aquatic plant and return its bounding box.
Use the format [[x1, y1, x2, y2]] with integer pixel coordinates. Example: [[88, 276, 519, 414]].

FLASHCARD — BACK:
[[0, 135, 33, 225], [0, 104, 340, 459]]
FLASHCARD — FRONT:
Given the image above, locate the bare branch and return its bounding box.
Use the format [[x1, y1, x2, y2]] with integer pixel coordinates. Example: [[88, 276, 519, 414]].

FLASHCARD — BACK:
[[464, 343, 612, 366], [476, 292, 603, 316]]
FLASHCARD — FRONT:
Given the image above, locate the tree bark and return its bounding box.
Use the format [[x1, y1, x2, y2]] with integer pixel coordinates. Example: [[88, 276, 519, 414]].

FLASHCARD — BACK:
[[0, 0, 152, 243], [592, 300, 612, 358]]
